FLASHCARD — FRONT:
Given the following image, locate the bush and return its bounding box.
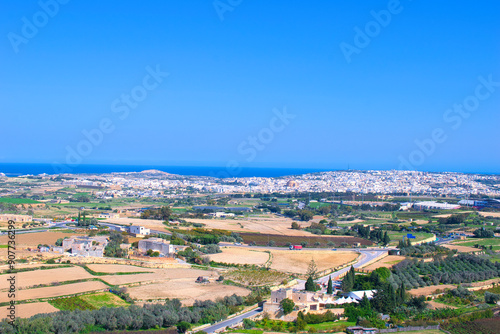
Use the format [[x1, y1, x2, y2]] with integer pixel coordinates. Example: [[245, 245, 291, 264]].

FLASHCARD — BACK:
[[484, 291, 500, 304], [243, 318, 256, 329]]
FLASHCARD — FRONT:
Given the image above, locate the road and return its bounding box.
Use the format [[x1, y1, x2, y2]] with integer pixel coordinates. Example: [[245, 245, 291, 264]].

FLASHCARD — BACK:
[[293, 248, 389, 289], [202, 307, 262, 333]]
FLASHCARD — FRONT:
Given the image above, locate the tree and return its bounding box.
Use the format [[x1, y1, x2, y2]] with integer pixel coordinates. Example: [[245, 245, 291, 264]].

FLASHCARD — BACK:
[[291, 222, 300, 230], [280, 298, 295, 315], [383, 231, 390, 245], [473, 228, 494, 238], [359, 292, 371, 310], [306, 259, 318, 279], [341, 266, 356, 292], [305, 276, 317, 292], [176, 321, 191, 333], [327, 276, 333, 294]]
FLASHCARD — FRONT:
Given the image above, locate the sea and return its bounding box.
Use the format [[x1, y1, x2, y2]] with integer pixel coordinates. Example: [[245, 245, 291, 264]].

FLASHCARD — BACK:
[[0, 163, 330, 178]]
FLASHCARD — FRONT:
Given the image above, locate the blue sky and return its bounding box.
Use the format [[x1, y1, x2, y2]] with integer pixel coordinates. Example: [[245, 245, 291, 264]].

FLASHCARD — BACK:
[[1, 0, 499, 173]]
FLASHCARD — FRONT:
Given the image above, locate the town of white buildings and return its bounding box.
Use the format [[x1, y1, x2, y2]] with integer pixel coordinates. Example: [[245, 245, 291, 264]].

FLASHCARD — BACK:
[[55, 170, 500, 198]]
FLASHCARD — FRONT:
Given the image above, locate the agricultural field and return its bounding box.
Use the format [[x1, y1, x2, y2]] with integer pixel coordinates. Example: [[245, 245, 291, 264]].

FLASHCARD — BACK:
[[240, 233, 372, 247], [453, 238, 500, 251], [0, 266, 94, 289], [49, 292, 130, 311], [184, 215, 317, 236], [209, 246, 270, 265], [0, 231, 86, 248], [86, 264, 154, 273], [226, 268, 289, 286], [1, 302, 58, 318], [0, 197, 41, 204], [442, 243, 479, 253], [99, 267, 217, 286], [269, 250, 358, 274], [127, 279, 250, 306], [387, 231, 435, 246], [408, 284, 457, 297], [362, 255, 406, 271], [0, 281, 108, 303]]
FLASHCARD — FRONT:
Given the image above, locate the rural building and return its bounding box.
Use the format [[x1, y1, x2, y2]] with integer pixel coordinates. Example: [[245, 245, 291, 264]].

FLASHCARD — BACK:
[[138, 237, 174, 256], [98, 213, 120, 219], [129, 225, 150, 236], [264, 288, 342, 318], [413, 201, 460, 210], [346, 326, 377, 334], [208, 212, 235, 218], [62, 236, 109, 257], [0, 214, 32, 222]]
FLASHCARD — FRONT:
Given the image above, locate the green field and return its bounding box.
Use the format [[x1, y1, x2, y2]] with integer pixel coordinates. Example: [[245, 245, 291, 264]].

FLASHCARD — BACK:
[[457, 239, 500, 251], [49, 292, 130, 311], [306, 320, 356, 331], [308, 202, 331, 208], [0, 197, 41, 204], [388, 231, 435, 245]]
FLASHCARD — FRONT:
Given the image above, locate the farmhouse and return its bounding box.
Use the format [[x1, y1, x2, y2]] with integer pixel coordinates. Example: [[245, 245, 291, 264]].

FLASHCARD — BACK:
[[208, 212, 235, 218], [138, 237, 174, 256], [62, 236, 109, 257], [129, 225, 150, 236], [264, 288, 376, 319], [0, 214, 32, 222], [98, 212, 120, 219], [264, 288, 340, 318]]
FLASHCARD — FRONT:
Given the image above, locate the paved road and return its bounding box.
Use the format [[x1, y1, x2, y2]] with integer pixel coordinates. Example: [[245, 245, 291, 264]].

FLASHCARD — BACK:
[[202, 307, 262, 333], [293, 248, 388, 289]]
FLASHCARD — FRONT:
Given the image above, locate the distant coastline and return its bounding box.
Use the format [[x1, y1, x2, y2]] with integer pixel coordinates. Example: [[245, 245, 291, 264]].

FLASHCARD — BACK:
[[0, 163, 497, 178], [0, 163, 330, 178]]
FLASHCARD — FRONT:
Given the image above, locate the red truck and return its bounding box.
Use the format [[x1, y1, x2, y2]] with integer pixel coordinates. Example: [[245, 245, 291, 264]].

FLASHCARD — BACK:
[[289, 245, 302, 250]]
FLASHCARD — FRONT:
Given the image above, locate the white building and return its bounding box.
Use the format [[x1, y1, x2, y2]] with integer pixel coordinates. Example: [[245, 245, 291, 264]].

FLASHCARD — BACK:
[[98, 213, 120, 219], [413, 201, 460, 210], [138, 237, 174, 256], [129, 225, 150, 236]]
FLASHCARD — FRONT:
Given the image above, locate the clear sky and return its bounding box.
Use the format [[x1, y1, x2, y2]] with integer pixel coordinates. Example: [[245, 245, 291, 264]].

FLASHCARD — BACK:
[[1, 0, 499, 173]]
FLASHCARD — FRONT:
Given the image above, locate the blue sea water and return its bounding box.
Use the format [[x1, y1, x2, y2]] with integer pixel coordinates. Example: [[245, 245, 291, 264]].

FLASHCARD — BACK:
[[0, 163, 330, 178]]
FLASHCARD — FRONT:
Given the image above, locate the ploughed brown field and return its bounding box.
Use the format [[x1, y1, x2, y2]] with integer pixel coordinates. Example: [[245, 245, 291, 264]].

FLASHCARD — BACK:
[[362, 255, 406, 271], [0, 231, 85, 247], [0, 266, 94, 290], [208, 247, 270, 265], [409, 284, 456, 297], [269, 250, 358, 274], [2, 302, 58, 319], [127, 279, 250, 306], [0, 281, 108, 303], [184, 215, 317, 236], [442, 243, 478, 253], [99, 268, 219, 285], [239, 233, 372, 247], [86, 264, 154, 273]]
